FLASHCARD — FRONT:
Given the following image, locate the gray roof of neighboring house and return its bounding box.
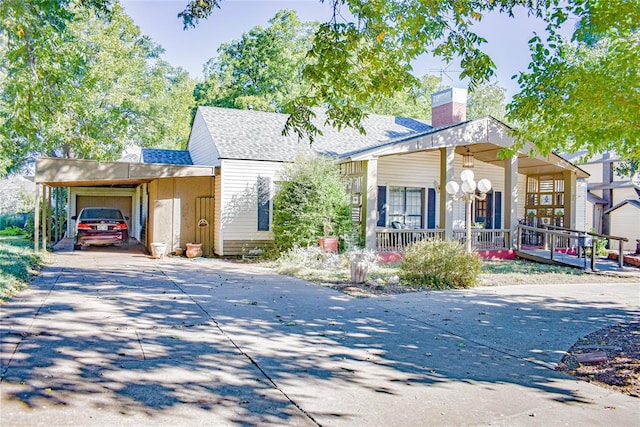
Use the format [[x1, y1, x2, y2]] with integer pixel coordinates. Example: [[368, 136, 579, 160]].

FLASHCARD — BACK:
[[142, 148, 193, 165], [604, 198, 640, 214], [197, 106, 433, 162]]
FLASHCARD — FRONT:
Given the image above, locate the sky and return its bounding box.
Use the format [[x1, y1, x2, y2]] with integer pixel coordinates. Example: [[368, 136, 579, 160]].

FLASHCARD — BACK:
[[120, 0, 569, 100]]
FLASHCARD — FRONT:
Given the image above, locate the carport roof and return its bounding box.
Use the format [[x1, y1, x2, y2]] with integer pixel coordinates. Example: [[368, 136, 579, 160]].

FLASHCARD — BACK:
[[35, 157, 215, 187]]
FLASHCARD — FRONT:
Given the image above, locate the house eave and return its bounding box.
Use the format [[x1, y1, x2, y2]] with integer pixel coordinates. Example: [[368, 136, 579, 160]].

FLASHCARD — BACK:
[[342, 117, 589, 178], [35, 157, 216, 187]]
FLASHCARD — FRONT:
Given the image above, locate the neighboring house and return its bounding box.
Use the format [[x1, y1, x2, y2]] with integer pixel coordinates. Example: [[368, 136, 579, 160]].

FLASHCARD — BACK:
[[564, 151, 640, 251], [34, 88, 590, 256]]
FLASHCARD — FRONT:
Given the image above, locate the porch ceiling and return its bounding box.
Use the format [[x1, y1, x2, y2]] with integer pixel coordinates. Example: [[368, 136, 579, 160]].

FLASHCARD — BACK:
[[458, 144, 589, 178], [35, 157, 216, 188]]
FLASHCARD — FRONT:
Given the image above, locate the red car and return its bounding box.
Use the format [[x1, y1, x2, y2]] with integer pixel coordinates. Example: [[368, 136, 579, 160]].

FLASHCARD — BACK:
[[72, 207, 129, 250]]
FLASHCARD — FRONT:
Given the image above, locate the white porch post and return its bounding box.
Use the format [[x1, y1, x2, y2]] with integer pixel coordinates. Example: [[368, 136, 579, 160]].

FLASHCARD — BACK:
[[504, 155, 519, 248], [141, 183, 148, 246], [440, 147, 455, 239], [564, 171, 577, 229], [364, 158, 378, 250]]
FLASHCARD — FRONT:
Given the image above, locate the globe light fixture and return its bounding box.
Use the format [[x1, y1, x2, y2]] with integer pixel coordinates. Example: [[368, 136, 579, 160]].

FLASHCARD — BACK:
[[446, 169, 492, 253]]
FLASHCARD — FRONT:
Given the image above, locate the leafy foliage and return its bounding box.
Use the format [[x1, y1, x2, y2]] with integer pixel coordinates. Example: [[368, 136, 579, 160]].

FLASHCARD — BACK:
[[508, 16, 639, 164], [180, 0, 639, 164], [0, 236, 47, 301], [272, 155, 352, 252], [194, 10, 506, 125], [0, 1, 195, 174], [194, 10, 315, 113], [0, 226, 25, 236], [399, 239, 482, 289]]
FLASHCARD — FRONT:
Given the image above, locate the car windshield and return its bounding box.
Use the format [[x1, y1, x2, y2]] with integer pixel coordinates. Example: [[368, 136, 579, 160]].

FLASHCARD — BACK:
[[81, 208, 124, 220]]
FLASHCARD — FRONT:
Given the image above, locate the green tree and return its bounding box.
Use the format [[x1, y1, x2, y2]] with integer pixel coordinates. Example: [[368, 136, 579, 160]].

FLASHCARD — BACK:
[[467, 82, 507, 121], [194, 10, 315, 112], [180, 0, 639, 164], [507, 7, 639, 164], [0, 1, 195, 175], [272, 155, 352, 252]]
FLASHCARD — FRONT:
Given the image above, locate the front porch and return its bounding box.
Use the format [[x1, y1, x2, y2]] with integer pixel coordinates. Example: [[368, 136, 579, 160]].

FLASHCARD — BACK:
[[339, 116, 590, 254]]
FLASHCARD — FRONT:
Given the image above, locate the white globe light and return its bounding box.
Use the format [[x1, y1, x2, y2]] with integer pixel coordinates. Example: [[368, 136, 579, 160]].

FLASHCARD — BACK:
[[460, 169, 474, 182], [461, 179, 476, 194], [477, 178, 492, 194], [445, 181, 459, 195]]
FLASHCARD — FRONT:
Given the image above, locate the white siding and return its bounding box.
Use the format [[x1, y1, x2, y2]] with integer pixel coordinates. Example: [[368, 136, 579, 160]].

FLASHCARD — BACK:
[[187, 109, 220, 167], [581, 163, 603, 183], [575, 179, 588, 231], [378, 151, 440, 227], [609, 204, 640, 252], [613, 187, 638, 206], [377, 151, 525, 229], [220, 159, 285, 241]]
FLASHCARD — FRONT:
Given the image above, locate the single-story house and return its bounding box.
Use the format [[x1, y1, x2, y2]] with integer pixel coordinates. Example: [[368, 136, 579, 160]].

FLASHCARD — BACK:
[[34, 88, 590, 256]]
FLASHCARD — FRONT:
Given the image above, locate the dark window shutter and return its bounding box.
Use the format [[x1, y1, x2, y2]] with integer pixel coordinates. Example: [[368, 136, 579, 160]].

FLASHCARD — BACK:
[[377, 186, 387, 227], [427, 188, 436, 229], [486, 191, 494, 229], [257, 176, 270, 231], [494, 191, 502, 229]]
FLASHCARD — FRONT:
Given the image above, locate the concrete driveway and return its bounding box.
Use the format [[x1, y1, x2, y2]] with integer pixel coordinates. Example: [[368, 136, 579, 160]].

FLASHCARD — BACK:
[[1, 245, 639, 426]]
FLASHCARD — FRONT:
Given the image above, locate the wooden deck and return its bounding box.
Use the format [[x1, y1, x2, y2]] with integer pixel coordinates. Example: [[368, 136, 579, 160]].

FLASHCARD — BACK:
[[515, 224, 635, 272]]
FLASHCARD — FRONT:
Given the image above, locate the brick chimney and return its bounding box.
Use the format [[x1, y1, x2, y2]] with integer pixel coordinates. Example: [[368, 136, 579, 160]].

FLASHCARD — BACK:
[[431, 87, 468, 127]]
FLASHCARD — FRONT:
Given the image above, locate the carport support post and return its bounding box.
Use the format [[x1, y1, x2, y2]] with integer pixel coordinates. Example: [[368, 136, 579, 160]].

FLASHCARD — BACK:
[[34, 184, 40, 251], [41, 185, 48, 251]]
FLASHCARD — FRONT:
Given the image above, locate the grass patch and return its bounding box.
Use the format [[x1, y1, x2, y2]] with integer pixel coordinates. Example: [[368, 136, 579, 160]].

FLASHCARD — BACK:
[[481, 259, 584, 275], [0, 236, 49, 302]]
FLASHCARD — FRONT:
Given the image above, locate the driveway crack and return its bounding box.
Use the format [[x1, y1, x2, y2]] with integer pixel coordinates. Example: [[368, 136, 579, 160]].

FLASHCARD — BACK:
[[159, 269, 322, 426]]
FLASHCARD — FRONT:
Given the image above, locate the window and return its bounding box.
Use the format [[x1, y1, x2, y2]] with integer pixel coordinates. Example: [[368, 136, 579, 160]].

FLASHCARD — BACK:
[[257, 176, 271, 231], [525, 175, 565, 227], [474, 192, 488, 227], [388, 187, 424, 228], [473, 190, 501, 229]]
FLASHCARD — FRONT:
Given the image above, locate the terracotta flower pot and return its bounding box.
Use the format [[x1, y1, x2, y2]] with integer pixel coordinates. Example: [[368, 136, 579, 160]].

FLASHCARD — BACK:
[[318, 236, 338, 253], [186, 243, 203, 258]]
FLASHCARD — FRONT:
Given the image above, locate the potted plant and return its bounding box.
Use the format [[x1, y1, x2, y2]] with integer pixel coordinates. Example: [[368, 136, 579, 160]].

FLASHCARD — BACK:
[[318, 219, 339, 253], [186, 242, 203, 258]]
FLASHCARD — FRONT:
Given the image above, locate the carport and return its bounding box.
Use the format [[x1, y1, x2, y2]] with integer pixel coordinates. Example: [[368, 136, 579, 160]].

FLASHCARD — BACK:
[[33, 157, 216, 254]]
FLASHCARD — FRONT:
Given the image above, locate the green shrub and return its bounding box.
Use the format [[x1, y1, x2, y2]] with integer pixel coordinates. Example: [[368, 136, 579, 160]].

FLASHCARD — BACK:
[[399, 239, 482, 289], [273, 155, 352, 252], [0, 226, 26, 236]]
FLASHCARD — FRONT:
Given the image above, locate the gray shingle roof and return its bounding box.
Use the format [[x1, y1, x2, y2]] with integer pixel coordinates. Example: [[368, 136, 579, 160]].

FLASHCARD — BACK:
[[197, 107, 433, 162], [142, 148, 193, 165]]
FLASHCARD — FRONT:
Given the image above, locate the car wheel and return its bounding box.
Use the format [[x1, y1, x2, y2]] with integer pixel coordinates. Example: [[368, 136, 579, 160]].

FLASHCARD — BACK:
[[73, 244, 81, 251]]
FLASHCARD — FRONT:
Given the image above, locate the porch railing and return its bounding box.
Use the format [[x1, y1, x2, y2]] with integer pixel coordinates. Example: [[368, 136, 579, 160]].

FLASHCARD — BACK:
[[376, 228, 510, 252], [376, 228, 445, 252], [452, 229, 511, 250]]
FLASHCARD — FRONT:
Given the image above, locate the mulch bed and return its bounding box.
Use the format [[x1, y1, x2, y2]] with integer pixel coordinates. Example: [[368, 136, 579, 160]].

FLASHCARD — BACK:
[[556, 321, 640, 398]]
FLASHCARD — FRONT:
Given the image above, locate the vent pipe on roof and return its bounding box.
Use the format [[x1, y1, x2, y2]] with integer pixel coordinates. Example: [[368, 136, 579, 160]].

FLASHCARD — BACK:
[[431, 87, 467, 128]]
